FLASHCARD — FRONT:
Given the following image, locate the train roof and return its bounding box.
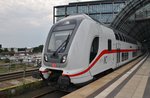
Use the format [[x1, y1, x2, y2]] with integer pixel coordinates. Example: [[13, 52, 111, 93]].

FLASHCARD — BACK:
[[57, 14, 93, 22]]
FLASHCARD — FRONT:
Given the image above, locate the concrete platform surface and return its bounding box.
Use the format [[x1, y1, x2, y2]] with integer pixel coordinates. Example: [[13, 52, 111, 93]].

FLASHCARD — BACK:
[[112, 56, 150, 98], [63, 55, 149, 98]]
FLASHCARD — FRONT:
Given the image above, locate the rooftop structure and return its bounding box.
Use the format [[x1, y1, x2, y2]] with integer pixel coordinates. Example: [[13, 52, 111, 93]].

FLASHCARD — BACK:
[[54, 0, 127, 25]]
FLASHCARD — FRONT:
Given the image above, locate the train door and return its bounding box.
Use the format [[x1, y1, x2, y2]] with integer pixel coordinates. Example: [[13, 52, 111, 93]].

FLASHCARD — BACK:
[[116, 43, 121, 67], [89, 37, 99, 63], [89, 37, 99, 75]]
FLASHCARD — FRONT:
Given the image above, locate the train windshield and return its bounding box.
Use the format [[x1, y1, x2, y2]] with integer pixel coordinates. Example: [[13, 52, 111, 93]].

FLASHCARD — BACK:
[[48, 30, 72, 52], [48, 20, 76, 53]]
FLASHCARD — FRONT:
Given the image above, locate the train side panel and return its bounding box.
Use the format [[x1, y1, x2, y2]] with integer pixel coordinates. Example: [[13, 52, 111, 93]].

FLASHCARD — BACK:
[[63, 19, 96, 83], [90, 25, 116, 76]]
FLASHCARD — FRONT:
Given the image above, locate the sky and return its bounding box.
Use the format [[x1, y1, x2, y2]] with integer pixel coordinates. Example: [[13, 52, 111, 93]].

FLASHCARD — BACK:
[[0, 0, 94, 48]]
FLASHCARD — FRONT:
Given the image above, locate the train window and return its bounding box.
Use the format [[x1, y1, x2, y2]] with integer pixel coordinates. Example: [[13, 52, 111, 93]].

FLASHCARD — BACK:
[[122, 35, 125, 42], [53, 19, 76, 32], [48, 20, 77, 52], [115, 33, 119, 40], [133, 52, 137, 57], [123, 36, 126, 42], [48, 30, 72, 52], [124, 36, 127, 42], [89, 37, 99, 63], [126, 37, 128, 43], [122, 52, 128, 61], [118, 33, 123, 41], [128, 38, 130, 43], [129, 38, 131, 43], [127, 38, 129, 42], [122, 53, 124, 61], [53, 24, 75, 31], [108, 39, 112, 51]]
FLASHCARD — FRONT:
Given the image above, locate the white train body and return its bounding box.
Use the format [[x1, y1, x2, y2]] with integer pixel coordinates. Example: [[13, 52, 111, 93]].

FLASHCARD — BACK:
[[39, 14, 142, 84]]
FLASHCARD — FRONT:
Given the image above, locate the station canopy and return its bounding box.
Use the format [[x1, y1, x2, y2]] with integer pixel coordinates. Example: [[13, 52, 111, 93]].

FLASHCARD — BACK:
[[111, 0, 150, 48]]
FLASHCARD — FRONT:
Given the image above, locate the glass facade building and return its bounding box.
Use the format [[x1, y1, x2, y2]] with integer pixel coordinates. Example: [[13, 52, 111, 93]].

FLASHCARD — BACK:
[[54, 0, 127, 25]]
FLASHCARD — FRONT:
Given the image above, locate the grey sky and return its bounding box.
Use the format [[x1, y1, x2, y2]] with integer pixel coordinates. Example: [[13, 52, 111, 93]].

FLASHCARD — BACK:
[[0, 0, 93, 48]]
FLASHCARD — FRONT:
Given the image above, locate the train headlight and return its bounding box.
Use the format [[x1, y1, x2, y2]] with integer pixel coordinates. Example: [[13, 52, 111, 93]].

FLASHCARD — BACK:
[[61, 55, 67, 63], [44, 54, 48, 62]]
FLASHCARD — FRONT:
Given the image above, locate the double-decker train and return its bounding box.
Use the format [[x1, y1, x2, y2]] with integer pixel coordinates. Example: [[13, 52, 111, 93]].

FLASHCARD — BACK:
[[39, 14, 142, 86]]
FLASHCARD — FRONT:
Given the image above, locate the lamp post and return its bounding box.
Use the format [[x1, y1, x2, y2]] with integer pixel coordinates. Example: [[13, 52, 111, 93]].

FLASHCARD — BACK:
[[23, 57, 26, 78], [23, 47, 27, 78]]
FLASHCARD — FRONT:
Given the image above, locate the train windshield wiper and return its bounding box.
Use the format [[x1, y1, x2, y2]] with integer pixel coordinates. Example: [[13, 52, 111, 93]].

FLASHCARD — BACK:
[[53, 34, 70, 56]]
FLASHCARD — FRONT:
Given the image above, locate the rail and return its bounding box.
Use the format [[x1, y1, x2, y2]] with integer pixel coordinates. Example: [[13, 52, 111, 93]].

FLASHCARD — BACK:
[[0, 68, 38, 82]]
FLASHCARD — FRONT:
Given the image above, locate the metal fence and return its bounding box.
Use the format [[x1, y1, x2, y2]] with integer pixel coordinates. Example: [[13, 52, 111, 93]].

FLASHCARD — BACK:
[[0, 61, 39, 75]]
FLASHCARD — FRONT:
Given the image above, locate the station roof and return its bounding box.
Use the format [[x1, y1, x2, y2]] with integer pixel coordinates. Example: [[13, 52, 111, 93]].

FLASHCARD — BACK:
[[68, 0, 126, 5], [111, 0, 150, 48], [54, 0, 126, 8]]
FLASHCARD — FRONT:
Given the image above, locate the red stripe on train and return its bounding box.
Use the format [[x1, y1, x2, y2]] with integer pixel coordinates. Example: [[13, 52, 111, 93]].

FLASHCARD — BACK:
[[63, 49, 137, 77], [40, 70, 49, 73]]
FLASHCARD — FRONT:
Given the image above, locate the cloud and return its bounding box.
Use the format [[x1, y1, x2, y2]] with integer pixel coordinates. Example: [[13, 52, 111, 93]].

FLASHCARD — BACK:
[[0, 0, 70, 48], [0, 0, 96, 48]]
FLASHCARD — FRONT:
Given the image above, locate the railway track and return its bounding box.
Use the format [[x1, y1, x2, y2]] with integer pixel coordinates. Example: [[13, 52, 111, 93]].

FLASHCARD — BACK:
[[32, 90, 57, 98], [0, 68, 39, 82], [32, 89, 68, 98]]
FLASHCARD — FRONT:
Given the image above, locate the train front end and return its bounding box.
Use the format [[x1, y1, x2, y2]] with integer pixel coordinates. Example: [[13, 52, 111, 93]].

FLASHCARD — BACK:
[[39, 17, 82, 87]]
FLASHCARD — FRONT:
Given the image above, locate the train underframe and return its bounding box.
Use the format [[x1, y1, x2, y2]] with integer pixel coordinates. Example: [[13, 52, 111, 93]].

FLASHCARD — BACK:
[[32, 69, 78, 92]]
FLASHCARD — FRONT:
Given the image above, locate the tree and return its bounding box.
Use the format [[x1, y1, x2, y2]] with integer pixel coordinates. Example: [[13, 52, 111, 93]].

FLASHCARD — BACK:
[[4, 48, 8, 52], [18, 48, 26, 51], [19, 59, 23, 64], [32, 45, 43, 53], [38, 45, 44, 52], [4, 58, 10, 63], [32, 47, 39, 53], [1, 48, 9, 55], [9, 51, 15, 56], [0, 49, 3, 53], [11, 48, 14, 52]]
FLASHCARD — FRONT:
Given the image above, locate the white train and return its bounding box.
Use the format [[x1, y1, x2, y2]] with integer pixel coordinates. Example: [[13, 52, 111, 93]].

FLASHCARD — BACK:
[[39, 14, 142, 86]]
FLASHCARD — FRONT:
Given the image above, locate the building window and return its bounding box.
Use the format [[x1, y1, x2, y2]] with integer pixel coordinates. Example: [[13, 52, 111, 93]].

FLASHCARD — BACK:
[[113, 3, 125, 12], [101, 3, 113, 13], [54, 1, 126, 23], [67, 6, 77, 15], [56, 16, 65, 21], [101, 14, 113, 23], [56, 7, 66, 15], [89, 4, 100, 13], [90, 14, 101, 21], [78, 5, 88, 14]]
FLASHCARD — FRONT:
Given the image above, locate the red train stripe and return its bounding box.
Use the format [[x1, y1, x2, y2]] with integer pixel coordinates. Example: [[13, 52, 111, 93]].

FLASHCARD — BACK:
[[63, 49, 137, 77], [40, 70, 49, 73]]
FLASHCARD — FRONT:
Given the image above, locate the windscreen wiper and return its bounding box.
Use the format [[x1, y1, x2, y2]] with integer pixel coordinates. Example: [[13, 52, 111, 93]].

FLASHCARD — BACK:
[[53, 35, 70, 56]]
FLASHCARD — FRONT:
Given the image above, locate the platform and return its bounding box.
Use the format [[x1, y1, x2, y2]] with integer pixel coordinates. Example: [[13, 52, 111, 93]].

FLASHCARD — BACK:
[[63, 55, 150, 98]]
